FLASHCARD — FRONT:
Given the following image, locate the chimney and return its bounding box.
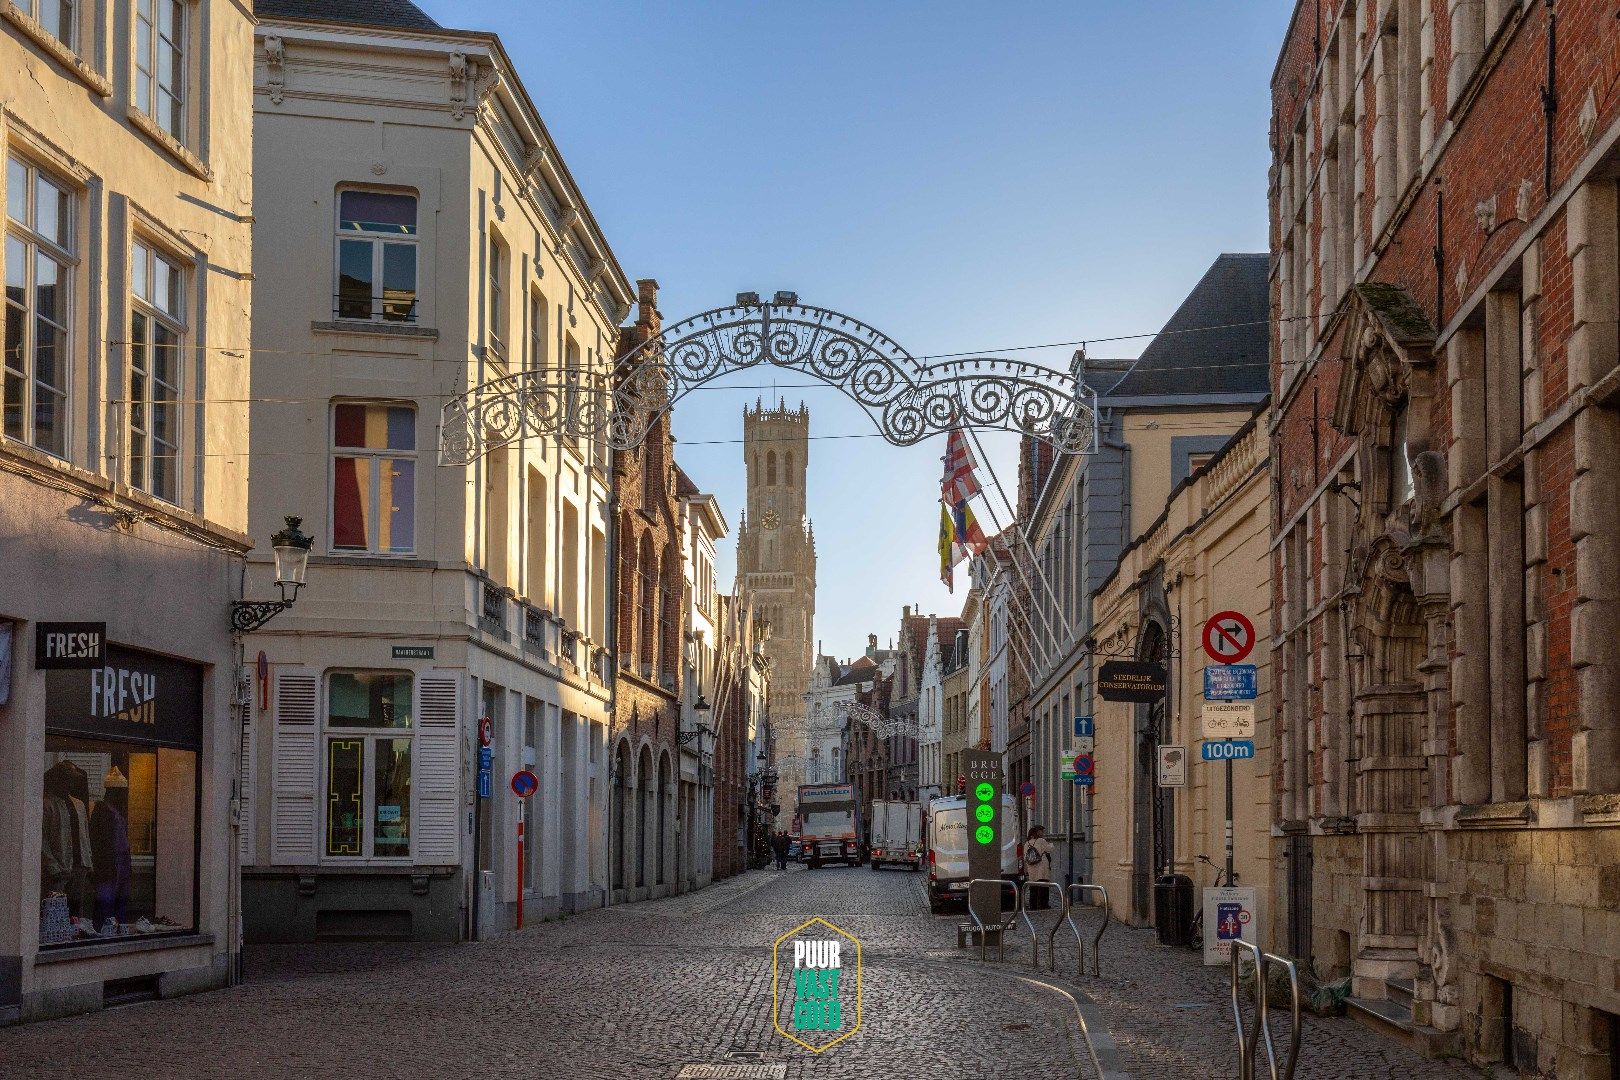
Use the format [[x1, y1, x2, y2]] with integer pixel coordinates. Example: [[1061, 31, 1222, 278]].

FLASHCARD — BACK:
[[636, 278, 660, 334]]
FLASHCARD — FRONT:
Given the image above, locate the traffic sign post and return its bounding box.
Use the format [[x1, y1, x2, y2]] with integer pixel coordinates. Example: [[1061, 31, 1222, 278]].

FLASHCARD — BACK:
[[1202, 611, 1256, 664], [964, 749, 1002, 928], [510, 769, 538, 930]]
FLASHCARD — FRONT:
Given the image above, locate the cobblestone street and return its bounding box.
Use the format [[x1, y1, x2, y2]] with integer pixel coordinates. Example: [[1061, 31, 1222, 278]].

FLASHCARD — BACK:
[[0, 867, 1481, 1079]]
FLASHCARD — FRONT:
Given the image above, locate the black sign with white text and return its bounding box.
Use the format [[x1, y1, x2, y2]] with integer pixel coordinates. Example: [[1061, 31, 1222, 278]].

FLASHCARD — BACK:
[[34, 622, 107, 669], [1097, 660, 1169, 703], [46, 644, 203, 749]]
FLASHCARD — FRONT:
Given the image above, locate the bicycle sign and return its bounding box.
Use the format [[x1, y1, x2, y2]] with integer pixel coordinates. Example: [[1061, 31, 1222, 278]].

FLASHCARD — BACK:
[[1202, 611, 1256, 664]]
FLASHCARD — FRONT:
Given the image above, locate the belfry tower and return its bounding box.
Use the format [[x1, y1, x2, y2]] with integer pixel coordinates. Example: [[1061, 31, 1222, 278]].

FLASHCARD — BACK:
[[735, 400, 817, 805]]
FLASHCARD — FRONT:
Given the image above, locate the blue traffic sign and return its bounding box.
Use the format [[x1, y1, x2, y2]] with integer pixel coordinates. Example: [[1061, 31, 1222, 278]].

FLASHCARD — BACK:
[[478, 746, 493, 770], [1074, 772, 1094, 787], [477, 767, 492, 798], [1204, 664, 1258, 700], [1074, 716, 1094, 739], [1201, 740, 1256, 761]]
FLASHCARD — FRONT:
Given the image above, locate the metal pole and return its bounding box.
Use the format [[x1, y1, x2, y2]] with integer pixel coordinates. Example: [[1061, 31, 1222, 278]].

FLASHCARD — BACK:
[[1066, 778, 1075, 888], [516, 818, 525, 930], [1225, 754, 1235, 883]]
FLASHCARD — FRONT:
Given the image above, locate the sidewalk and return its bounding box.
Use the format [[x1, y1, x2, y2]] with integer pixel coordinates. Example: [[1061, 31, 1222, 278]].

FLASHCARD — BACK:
[[997, 910, 1483, 1079]]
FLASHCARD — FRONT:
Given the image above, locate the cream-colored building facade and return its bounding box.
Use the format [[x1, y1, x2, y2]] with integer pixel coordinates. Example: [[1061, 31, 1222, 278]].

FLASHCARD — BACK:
[[241, 0, 633, 942], [0, 0, 254, 1021], [1089, 412, 1277, 941]]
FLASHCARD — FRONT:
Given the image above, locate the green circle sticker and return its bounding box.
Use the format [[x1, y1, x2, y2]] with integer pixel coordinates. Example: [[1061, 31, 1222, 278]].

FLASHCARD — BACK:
[[974, 782, 995, 802], [974, 803, 994, 823], [975, 825, 995, 844]]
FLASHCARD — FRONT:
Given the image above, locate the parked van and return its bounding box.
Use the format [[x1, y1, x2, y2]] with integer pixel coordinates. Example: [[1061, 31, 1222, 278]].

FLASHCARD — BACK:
[[924, 793, 1023, 914]]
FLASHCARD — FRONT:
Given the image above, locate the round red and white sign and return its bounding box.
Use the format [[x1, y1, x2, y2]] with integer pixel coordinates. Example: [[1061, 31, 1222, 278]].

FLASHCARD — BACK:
[[479, 716, 494, 748], [1202, 611, 1256, 664]]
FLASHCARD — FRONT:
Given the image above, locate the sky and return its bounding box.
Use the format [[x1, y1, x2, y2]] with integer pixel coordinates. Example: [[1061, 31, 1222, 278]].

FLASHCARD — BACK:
[[418, 0, 1293, 658]]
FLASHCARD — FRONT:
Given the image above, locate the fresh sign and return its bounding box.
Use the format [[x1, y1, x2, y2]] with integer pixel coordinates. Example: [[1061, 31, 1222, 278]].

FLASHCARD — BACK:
[[34, 622, 106, 670]]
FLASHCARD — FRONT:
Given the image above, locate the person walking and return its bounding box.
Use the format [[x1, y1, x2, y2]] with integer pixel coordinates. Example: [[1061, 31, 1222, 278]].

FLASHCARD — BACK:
[[772, 830, 790, 871], [1024, 825, 1054, 909]]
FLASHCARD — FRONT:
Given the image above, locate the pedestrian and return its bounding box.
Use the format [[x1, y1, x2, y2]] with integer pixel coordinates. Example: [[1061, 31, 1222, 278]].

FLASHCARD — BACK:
[[1024, 825, 1054, 909], [772, 830, 789, 871]]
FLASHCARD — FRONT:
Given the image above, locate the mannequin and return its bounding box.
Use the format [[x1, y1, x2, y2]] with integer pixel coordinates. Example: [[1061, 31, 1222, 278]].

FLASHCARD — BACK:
[[90, 765, 133, 927], [42, 759, 93, 916]]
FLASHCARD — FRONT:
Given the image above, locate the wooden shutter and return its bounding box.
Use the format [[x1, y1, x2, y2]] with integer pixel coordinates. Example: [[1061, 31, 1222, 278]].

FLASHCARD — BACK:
[[415, 673, 461, 864], [238, 710, 255, 864], [270, 672, 318, 864]]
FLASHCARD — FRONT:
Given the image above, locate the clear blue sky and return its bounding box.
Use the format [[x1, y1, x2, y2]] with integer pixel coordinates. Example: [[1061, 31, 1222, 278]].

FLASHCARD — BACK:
[[420, 0, 1293, 658]]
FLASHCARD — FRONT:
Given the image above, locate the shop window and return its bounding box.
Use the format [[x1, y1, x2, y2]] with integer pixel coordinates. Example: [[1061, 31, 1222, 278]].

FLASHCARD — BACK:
[[324, 672, 413, 859], [335, 190, 418, 322], [331, 402, 416, 554], [4, 154, 73, 457], [129, 240, 186, 502], [39, 645, 201, 947], [134, 0, 186, 139]]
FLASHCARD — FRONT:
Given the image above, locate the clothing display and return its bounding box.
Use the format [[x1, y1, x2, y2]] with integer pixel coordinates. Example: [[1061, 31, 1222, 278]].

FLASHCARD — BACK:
[[42, 760, 93, 916], [89, 772, 133, 927]]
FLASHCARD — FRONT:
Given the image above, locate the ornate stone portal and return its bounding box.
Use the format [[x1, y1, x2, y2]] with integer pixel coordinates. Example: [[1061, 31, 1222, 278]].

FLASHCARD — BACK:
[[1331, 284, 1454, 1019]]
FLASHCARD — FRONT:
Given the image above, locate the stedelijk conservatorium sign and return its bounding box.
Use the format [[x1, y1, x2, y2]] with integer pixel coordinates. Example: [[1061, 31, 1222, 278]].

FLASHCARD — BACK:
[[1097, 660, 1168, 703]]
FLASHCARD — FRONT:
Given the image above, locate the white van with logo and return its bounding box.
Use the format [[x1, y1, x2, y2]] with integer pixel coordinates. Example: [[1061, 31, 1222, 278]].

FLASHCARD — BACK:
[[924, 794, 1023, 914]]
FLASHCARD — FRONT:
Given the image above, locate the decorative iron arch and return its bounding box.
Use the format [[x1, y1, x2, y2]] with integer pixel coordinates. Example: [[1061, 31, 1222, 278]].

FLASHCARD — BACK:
[[439, 295, 1100, 464]]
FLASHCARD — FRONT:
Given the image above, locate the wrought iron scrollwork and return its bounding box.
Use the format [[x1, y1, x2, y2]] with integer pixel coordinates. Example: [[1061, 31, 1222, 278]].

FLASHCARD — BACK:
[[439, 298, 1100, 464]]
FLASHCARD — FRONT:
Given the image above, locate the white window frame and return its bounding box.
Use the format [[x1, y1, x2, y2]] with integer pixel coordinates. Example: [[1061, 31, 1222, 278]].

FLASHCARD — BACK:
[[334, 188, 419, 323], [488, 231, 507, 363], [24, 0, 77, 51], [128, 239, 186, 503], [328, 401, 418, 557], [321, 670, 416, 864], [4, 154, 75, 458], [134, 0, 186, 141]]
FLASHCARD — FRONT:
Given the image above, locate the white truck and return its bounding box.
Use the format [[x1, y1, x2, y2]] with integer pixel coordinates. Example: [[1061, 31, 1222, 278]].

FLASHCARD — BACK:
[[798, 783, 863, 868], [924, 793, 1024, 914], [868, 800, 923, 871]]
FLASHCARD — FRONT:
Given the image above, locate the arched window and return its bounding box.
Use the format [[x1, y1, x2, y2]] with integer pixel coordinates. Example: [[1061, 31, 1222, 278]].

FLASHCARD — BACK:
[[785, 451, 794, 484], [766, 451, 778, 486], [659, 542, 679, 685], [638, 533, 656, 670]]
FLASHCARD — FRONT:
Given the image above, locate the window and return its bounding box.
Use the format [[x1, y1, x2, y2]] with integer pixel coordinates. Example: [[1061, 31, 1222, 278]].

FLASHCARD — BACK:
[[527, 289, 549, 370], [25, 0, 76, 49], [336, 190, 417, 322], [129, 241, 184, 501], [488, 232, 507, 362], [39, 645, 201, 947], [135, 0, 185, 140], [1388, 403, 1413, 510], [324, 672, 413, 859], [331, 403, 416, 554], [4, 156, 72, 456]]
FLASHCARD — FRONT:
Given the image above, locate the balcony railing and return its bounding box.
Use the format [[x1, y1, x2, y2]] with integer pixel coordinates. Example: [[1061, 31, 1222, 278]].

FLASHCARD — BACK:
[[559, 631, 579, 670], [523, 606, 547, 649], [480, 580, 506, 636]]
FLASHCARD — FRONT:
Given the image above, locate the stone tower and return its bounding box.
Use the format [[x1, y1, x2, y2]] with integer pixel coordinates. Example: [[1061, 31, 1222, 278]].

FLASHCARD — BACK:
[[735, 400, 817, 807]]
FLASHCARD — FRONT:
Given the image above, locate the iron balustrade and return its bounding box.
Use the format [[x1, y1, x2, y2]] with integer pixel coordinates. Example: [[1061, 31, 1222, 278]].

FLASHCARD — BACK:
[[1065, 883, 1111, 977], [1229, 939, 1302, 1080]]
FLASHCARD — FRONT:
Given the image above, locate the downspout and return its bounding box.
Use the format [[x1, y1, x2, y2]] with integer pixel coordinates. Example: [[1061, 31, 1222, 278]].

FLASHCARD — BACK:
[[603, 487, 621, 906], [1541, 0, 1558, 197]]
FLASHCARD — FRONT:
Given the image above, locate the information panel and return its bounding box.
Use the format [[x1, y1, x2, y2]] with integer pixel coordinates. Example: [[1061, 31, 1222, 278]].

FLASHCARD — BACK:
[[964, 749, 1004, 927]]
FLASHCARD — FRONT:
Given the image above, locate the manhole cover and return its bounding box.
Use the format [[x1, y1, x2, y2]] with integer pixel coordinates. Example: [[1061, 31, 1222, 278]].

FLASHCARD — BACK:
[[675, 1066, 788, 1079]]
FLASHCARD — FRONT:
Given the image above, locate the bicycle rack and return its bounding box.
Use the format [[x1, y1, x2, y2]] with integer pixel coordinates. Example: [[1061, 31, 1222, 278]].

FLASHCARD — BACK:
[[964, 878, 1022, 962], [1019, 881, 1073, 970], [1229, 939, 1302, 1080], [1066, 883, 1110, 977]]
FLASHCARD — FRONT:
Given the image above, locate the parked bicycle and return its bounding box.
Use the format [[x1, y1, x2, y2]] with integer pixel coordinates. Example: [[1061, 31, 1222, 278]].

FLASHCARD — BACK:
[[1187, 853, 1238, 949]]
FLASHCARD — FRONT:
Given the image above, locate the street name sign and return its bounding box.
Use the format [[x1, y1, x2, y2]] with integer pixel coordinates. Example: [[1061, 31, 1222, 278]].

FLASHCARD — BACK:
[[1201, 701, 1256, 740], [1203, 663, 1257, 700], [1200, 739, 1256, 761]]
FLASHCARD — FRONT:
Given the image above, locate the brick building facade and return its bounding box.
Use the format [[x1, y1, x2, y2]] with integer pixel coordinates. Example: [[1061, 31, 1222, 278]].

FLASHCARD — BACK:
[[1271, 2, 1620, 1073], [609, 280, 685, 903]]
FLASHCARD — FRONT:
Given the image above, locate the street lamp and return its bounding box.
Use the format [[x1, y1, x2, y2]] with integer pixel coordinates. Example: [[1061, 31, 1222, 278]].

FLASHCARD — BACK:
[[678, 694, 711, 746], [230, 516, 313, 634]]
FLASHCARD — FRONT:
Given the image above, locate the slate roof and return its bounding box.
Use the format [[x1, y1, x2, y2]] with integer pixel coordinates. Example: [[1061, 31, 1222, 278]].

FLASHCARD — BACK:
[[1103, 253, 1270, 400], [256, 0, 441, 30]]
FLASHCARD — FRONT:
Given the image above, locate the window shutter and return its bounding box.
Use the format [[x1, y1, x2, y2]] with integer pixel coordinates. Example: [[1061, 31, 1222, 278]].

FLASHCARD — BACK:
[[239, 708, 255, 865], [270, 672, 318, 864], [415, 674, 461, 864]]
